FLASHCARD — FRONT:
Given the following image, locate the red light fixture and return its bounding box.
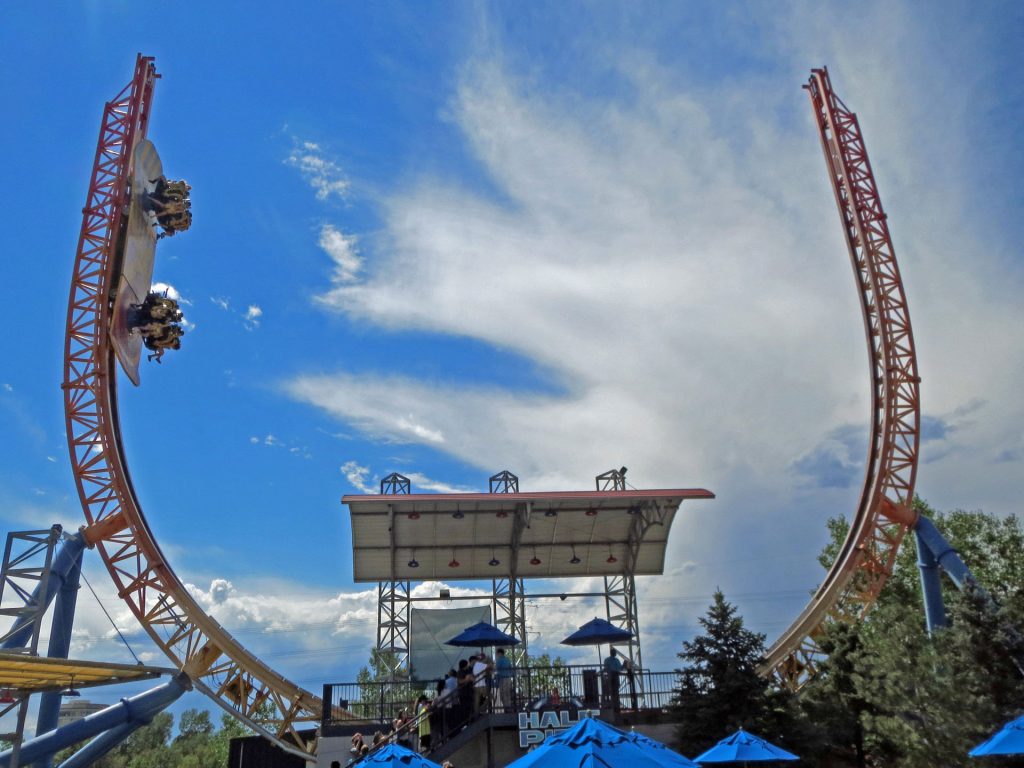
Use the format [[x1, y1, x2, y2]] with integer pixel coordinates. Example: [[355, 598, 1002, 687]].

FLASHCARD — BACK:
[[408, 512, 420, 520], [585, 508, 597, 517], [530, 547, 541, 566], [606, 544, 618, 564], [496, 511, 509, 519], [449, 549, 460, 568]]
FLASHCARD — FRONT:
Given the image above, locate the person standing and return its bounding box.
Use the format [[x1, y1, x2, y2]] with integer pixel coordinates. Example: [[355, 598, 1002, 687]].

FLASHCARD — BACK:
[[472, 653, 491, 715], [494, 648, 513, 712], [603, 648, 623, 710], [416, 695, 432, 753]]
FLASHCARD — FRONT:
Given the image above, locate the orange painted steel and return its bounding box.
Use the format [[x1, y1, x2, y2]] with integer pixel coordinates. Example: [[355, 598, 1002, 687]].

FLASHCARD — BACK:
[[63, 55, 320, 757], [761, 68, 921, 689]]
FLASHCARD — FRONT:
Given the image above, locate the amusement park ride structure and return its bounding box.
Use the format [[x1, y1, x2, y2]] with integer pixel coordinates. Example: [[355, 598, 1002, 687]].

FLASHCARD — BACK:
[[5, 56, 991, 764]]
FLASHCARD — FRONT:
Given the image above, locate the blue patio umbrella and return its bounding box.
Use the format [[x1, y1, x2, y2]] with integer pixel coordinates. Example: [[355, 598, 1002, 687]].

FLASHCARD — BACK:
[[445, 621, 520, 648], [561, 618, 634, 646], [508, 715, 699, 767], [561, 617, 634, 666], [695, 728, 799, 764], [970, 714, 1024, 757], [360, 743, 443, 767]]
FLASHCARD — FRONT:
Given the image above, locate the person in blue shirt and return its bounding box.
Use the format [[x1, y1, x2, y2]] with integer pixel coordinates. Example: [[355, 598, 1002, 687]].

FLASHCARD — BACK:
[[494, 648, 514, 712], [603, 648, 623, 710]]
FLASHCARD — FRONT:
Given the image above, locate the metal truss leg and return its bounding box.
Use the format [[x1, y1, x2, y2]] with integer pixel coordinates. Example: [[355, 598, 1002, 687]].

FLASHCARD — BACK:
[[492, 578, 527, 665], [376, 581, 411, 681], [604, 573, 644, 701]]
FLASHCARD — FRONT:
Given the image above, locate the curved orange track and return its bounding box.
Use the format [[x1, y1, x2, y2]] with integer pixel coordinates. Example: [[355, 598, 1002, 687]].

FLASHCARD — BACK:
[[64, 61, 919, 767], [63, 56, 320, 758]]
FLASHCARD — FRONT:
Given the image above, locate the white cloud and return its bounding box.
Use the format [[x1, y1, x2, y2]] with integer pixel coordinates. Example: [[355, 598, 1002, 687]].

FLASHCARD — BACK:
[[404, 472, 477, 495], [2, 383, 12, 392], [244, 304, 263, 330], [341, 460, 374, 493], [285, 139, 350, 201], [280, 12, 1024, 668], [151, 282, 187, 304], [316, 225, 363, 294], [211, 296, 230, 310]]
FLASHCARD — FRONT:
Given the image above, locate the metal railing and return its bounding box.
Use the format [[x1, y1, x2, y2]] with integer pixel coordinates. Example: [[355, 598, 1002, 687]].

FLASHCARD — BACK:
[[322, 665, 678, 731]]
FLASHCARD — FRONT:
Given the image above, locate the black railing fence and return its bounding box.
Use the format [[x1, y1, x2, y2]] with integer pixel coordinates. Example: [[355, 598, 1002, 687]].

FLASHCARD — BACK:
[[322, 665, 678, 731]]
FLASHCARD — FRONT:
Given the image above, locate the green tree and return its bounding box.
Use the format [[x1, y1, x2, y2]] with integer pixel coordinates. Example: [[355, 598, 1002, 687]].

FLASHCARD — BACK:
[[671, 590, 803, 758], [801, 502, 1024, 767], [354, 648, 419, 722], [522, 652, 569, 700]]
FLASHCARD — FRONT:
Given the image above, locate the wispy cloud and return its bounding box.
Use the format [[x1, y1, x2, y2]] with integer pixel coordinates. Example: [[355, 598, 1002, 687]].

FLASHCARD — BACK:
[[244, 305, 263, 330], [404, 472, 477, 495], [285, 139, 349, 201], [211, 296, 264, 331], [341, 460, 374, 493], [316, 225, 363, 299], [249, 434, 311, 459]]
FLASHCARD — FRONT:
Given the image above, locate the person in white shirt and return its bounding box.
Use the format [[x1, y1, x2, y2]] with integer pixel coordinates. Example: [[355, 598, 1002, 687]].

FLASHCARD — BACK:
[[471, 654, 491, 715]]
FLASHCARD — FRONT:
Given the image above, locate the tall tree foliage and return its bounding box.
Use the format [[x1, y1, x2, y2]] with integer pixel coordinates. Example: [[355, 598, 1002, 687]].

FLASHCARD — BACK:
[[671, 590, 802, 757], [799, 501, 1024, 767]]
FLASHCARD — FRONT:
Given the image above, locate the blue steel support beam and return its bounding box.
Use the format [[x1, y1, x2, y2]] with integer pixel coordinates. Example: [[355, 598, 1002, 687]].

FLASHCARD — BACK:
[[913, 516, 979, 593], [56, 722, 140, 768], [915, 528, 947, 633], [914, 515, 1024, 675], [2, 533, 88, 651], [0, 673, 190, 768], [34, 548, 85, 768]]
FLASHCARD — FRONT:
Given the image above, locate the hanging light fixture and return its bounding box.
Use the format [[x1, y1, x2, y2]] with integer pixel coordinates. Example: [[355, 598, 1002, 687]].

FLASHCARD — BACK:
[[60, 675, 80, 698], [606, 544, 618, 564], [569, 545, 581, 565], [449, 549, 460, 568], [452, 510, 465, 519], [544, 509, 557, 518], [530, 547, 542, 566], [408, 550, 419, 568], [407, 511, 420, 520], [489, 547, 501, 567], [585, 507, 598, 517], [496, 510, 509, 519]]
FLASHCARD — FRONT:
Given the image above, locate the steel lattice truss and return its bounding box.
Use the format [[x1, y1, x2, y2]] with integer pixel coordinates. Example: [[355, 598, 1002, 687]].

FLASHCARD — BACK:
[[762, 68, 921, 688], [63, 56, 320, 758]]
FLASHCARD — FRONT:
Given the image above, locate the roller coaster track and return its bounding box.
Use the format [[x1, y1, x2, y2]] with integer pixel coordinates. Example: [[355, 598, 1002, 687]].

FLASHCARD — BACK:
[[63, 57, 917, 758], [761, 68, 921, 689], [63, 55, 320, 758]]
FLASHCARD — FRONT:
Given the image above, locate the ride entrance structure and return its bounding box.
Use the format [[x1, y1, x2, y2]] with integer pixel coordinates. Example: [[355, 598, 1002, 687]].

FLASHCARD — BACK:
[[346, 469, 714, 680]]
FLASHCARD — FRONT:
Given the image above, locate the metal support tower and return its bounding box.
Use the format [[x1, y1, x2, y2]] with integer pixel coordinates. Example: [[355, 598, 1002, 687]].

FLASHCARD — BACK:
[[376, 473, 412, 682], [593, 469, 644, 687], [0, 526, 61, 768], [489, 471, 528, 665]]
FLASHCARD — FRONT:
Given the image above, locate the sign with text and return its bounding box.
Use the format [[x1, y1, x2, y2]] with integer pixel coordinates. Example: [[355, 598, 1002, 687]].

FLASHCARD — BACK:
[[517, 709, 601, 748]]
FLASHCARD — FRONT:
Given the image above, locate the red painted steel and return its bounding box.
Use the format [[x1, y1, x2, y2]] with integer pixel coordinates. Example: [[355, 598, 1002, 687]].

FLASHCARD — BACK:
[[761, 68, 921, 688], [63, 56, 321, 757]]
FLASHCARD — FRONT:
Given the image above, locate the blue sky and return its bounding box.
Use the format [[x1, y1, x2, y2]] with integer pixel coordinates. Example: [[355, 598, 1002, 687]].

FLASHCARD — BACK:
[[1, 0, 1022, 731]]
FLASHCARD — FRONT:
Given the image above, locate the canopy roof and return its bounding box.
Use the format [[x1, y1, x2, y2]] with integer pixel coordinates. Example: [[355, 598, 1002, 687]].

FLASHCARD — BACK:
[[0, 652, 174, 695], [342, 488, 714, 582]]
